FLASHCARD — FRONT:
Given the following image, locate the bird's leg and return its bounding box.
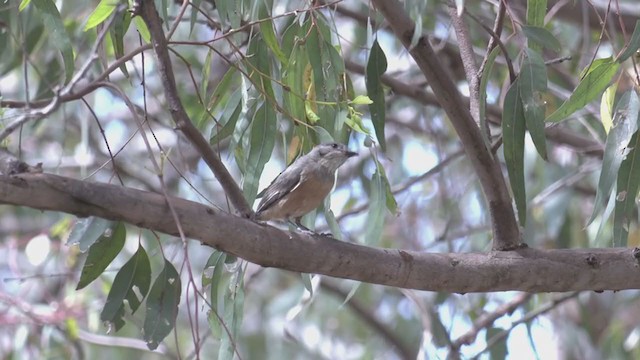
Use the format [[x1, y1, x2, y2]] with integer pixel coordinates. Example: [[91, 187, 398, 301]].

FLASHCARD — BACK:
[[293, 217, 313, 232]]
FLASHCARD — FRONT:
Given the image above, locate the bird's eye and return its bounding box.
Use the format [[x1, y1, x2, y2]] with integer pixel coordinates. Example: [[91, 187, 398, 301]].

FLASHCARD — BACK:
[[331, 143, 338, 149]]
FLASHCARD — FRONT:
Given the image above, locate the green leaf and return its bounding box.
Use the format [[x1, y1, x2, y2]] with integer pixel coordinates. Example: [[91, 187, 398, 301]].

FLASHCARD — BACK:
[[210, 91, 242, 144], [218, 266, 244, 360], [110, 10, 131, 77], [243, 104, 276, 205], [526, 0, 547, 27], [366, 39, 388, 151], [32, 0, 75, 83], [618, 20, 640, 62], [365, 161, 387, 245], [259, 4, 287, 64], [84, 0, 116, 31], [189, 0, 202, 35], [283, 37, 307, 123], [588, 90, 640, 225], [205, 251, 227, 338], [247, 34, 275, 99], [143, 260, 181, 351], [503, 79, 527, 225], [100, 246, 151, 331], [19, 0, 31, 11], [487, 327, 509, 359], [201, 48, 213, 100], [519, 49, 548, 160], [546, 58, 620, 122], [614, 132, 640, 246], [522, 25, 561, 53], [67, 217, 113, 252], [133, 16, 150, 43], [600, 83, 618, 134], [351, 95, 373, 105], [76, 222, 126, 290]]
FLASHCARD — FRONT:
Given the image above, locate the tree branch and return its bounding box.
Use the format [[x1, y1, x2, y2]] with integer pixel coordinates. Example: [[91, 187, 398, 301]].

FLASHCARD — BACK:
[[134, 1, 251, 217], [2, 172, 640, 293], [369, 0, 521, 250]]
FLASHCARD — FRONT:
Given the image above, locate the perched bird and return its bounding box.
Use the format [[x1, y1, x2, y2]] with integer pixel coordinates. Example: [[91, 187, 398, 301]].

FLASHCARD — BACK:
[[255, 142, 357, 230]]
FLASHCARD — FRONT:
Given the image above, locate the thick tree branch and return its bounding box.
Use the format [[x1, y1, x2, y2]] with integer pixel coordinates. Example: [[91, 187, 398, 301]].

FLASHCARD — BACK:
[[369, 0, 521, 250], [2, 172, 640, 293], [135, 1, 251, 216]]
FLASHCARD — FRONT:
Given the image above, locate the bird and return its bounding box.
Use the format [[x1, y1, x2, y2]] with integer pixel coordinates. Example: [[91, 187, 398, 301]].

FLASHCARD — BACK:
[[255, 142, 357, 231]]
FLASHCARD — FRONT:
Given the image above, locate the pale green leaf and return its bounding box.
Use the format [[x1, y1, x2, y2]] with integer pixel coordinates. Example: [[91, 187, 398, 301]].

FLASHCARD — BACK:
[[522, 25, 561, 53], [600, 83, 618, 134], [84, 0, 116, 31], [546, 58, 620, 122], [588, 90, 640, 225]]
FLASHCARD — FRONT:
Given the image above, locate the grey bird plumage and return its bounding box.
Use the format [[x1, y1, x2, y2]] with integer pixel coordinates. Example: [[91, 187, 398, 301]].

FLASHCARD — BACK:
[[255, 142, 357, 230]]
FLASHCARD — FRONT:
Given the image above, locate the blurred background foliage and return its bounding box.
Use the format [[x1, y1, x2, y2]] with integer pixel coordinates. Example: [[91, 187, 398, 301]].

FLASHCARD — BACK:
[[1, 0, 640, 358]]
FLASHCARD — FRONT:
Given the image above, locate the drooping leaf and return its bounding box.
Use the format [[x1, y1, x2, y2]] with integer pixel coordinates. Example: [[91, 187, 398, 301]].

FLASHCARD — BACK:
[[143, 260, 182, 350], [189, 0, 202, 35], [243, 103, 277, 205], [618, 20, 640, 62], [100, 246, 151, 331], [546, 58, 620, 122], [487, 327, 509, 359], [519, 48, 548, 160], [210, 91, 242, 144], [205, 251, 227, 338], [503, 80, 528, 225], [133, 16, 150, 43], [76, 222, 126, 290], [110, 10, 131, 77], [67, 217, 113, 252], [364, 161, 387, 245], [526, 0, 547, 27], [283, 36, 308, 124], [32, 0, 75, 82], [613, 132, 640, 246], [259, 4, 287, 64], [588, 90, 640, 225], [218, 266, 244, 360], [522, 25, 561, 53], [84, 0, 116, 31], [366, 39, 388, 151]]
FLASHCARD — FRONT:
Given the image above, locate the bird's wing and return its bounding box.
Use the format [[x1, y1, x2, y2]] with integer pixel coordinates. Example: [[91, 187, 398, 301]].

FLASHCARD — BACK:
[[256, 167, 302, 213]]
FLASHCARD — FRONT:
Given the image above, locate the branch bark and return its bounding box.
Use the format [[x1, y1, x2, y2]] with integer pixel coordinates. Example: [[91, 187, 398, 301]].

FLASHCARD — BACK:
[[135, 1, 251, 217], [369, 0, 521, 250], [2, 172, 640, 293]]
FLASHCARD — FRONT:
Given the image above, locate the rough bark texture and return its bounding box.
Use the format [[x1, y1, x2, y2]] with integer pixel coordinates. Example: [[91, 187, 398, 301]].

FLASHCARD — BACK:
[[2, 172, 640, 293]]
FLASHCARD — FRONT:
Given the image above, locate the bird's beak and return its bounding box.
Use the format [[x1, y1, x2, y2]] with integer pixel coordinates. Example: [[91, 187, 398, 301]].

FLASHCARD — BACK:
[[345, 150, 358, 158]]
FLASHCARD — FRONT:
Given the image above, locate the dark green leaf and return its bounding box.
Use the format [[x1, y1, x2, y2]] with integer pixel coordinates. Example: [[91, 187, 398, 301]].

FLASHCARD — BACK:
[[259, 4, 287, 64], [588, 90, 640, 225], [614, 132, 640, 246], [366, 39, 387, 151], [243, 104, 277, 205], [110, 10, 131, 77], [32, 0, 74, 83], [519, 49, 548, 160], [189, 0, 202, 35], [84, 0, 116, 31], [546, 58, 620, 122], [76, 222, 126, 290], [522, 25, 561, 53], [618, 20, 640, 62], [100, 246, 151, 331], [503, 79, 527, 225], [67, 217, 112, 252], [210, 91, 242, 144], [487, 327, 509, 359], [143, 260, 182, 350]]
